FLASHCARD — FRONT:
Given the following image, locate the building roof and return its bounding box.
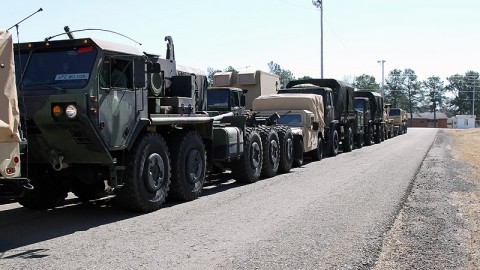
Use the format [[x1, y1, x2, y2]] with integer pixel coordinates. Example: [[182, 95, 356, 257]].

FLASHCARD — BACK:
[[411, 112, 448, 120]]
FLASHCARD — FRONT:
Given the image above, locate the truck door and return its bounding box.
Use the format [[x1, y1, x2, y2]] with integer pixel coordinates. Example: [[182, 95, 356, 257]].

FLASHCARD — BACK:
[[324, 92, 334, 124], [97, 55, 140, 149]]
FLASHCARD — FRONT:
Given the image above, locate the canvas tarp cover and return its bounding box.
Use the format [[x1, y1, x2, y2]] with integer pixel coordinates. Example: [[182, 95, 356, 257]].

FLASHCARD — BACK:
[[253, 93, 324, 127], [0, 29, 20, 143], [284, 79, 355, 121], [354, 91, 384, 121]]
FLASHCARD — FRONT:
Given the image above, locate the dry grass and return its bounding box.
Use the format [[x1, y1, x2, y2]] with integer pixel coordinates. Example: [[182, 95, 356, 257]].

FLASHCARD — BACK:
[[448, 128, 480, 269]]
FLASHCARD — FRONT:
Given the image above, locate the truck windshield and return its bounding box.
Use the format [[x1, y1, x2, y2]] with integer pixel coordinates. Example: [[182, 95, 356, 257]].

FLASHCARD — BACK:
[[389, 109, 401, 116], [277, 114, 302, 125], [207, 90, 229, 108], [14, 46, 97, 90], [354, 99, 365, 112]]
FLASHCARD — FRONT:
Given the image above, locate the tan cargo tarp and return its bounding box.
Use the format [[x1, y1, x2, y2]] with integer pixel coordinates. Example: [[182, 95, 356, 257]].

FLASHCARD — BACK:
[[252, 93, 324, 128], [1, 29, 21, 178], [0, 29, 20, 143]]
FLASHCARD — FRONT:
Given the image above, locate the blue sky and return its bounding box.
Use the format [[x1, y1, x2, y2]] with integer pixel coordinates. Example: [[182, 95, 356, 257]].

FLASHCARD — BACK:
[[3, 0, 479, 82]]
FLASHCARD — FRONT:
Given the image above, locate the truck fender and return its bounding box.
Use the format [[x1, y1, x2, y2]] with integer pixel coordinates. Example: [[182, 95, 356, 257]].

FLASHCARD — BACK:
[[125, 119, 150, 151]]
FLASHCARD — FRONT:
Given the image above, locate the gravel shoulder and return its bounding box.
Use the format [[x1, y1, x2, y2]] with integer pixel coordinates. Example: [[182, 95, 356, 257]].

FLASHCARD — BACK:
[[374, 128, 480, 270]]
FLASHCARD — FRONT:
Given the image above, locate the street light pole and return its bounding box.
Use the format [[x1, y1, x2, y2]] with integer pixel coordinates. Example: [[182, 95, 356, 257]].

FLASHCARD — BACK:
[[377, 60, 385, 98], [312, 0, 323, 78]]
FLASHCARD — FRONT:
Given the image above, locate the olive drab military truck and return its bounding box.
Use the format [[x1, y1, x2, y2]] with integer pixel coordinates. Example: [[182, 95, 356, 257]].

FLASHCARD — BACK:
[[354, 97, 373, 146], [389, 108, 408, 135], [278, 79, 360, 156], [354, 91, 385, 145], [0, 29, 29, 198], [206, 86, 294, 178], [252, 94, 325, 167], [13, 35, 266, 212]]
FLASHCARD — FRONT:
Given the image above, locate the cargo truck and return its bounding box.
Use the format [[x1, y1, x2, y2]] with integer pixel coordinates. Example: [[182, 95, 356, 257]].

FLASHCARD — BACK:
[[278, 79, 360, 156], [389, 108, 408, 135], [354, 91, 384, 145]]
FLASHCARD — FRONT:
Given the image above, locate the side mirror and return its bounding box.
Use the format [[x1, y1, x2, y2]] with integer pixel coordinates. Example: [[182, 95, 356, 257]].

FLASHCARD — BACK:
[[147, 62, 161, 73], [134, 59, 146, 89], [312, 121, 319, 131], [240, 95, 246, 107]]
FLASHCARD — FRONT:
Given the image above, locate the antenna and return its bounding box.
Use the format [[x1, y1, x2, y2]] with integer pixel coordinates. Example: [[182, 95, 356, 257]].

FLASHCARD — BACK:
[[8, 8, 43, 31], [44, 28, 142, 46]]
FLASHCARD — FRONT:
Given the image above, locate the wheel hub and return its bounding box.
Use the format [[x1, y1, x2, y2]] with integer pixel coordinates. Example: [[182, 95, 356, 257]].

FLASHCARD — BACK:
[[146, 153, 165, 192], [270, 139, 279, 164], [286, 138, 293, 160], [186, 149, 202, 184], [250, 142, 261, 170]]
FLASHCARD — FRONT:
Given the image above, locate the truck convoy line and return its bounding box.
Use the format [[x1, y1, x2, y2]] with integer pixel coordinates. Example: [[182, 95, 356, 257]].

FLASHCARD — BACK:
[[0, 29, 408, 213]]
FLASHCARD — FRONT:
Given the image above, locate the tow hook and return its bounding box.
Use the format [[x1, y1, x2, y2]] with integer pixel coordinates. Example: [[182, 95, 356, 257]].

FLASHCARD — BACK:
[[49, 149, 67, 171]]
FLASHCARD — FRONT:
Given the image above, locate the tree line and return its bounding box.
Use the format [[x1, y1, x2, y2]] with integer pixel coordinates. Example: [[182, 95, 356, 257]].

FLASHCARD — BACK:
[[207, 62, 479, 118]]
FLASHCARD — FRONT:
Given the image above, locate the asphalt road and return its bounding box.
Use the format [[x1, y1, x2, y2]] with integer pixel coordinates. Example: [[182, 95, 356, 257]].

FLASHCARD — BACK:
[[0, 128, 438, 269]]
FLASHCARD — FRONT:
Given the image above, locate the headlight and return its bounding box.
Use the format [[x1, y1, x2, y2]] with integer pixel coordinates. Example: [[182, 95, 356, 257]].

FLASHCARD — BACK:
[[65, 104, 77, 119]]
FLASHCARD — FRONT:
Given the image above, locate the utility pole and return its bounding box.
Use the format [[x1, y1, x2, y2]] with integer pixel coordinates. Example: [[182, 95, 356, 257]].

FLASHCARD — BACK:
[[312, 0, 323, 78], [431, 89, 437, 128], [377, 60, 385, 98], [473, 78, 476, 116]]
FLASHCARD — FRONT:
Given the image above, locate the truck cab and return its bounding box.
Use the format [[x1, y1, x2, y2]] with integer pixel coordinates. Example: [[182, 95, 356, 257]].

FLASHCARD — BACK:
[[207, 87, 246, 116], [354, 97, 373, 145], [389, 108, 408, 135]]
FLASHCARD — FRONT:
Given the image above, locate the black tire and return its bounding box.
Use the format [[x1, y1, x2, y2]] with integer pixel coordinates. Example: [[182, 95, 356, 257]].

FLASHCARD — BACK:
[[355, 133, 364, 149], [374, 125, 382, 144], [364, 126, 373, 146], [116, 133, 171, 212], [310, 135, 323, 161], [327, 128, 339, 157], [168, 130, 206, 201], [275, 126, 294, 173], [258, 127, 280, 178], [231, 127, 263, 183], [342, 127, 354, 153], [292, 135, 304, 167], [18, 166, 69, 210], [71, 180, 108, 201], [404, 125, 408, 134]]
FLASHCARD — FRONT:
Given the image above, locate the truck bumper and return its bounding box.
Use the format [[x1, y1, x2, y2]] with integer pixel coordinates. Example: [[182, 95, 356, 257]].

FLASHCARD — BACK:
[[0, 177, 30, 198]]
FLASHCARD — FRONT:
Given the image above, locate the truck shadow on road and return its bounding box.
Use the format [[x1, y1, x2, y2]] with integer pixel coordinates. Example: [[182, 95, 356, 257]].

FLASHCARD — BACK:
[[0, 171, 264, 254]]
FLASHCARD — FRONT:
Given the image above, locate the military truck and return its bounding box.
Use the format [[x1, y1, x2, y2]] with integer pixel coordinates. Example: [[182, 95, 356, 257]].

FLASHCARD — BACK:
[[354, 91, 384, 144], [389, 108, 408, 135], [383, 104, 394, 139], [252, 94, 325, 167], [206, 86, 293, 177], [13, 35, 269, 212], [354, 97, 374, 146], [0, 29, 29, 198], [278, 79, 359, 156], [212, 70, 279, 110]]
